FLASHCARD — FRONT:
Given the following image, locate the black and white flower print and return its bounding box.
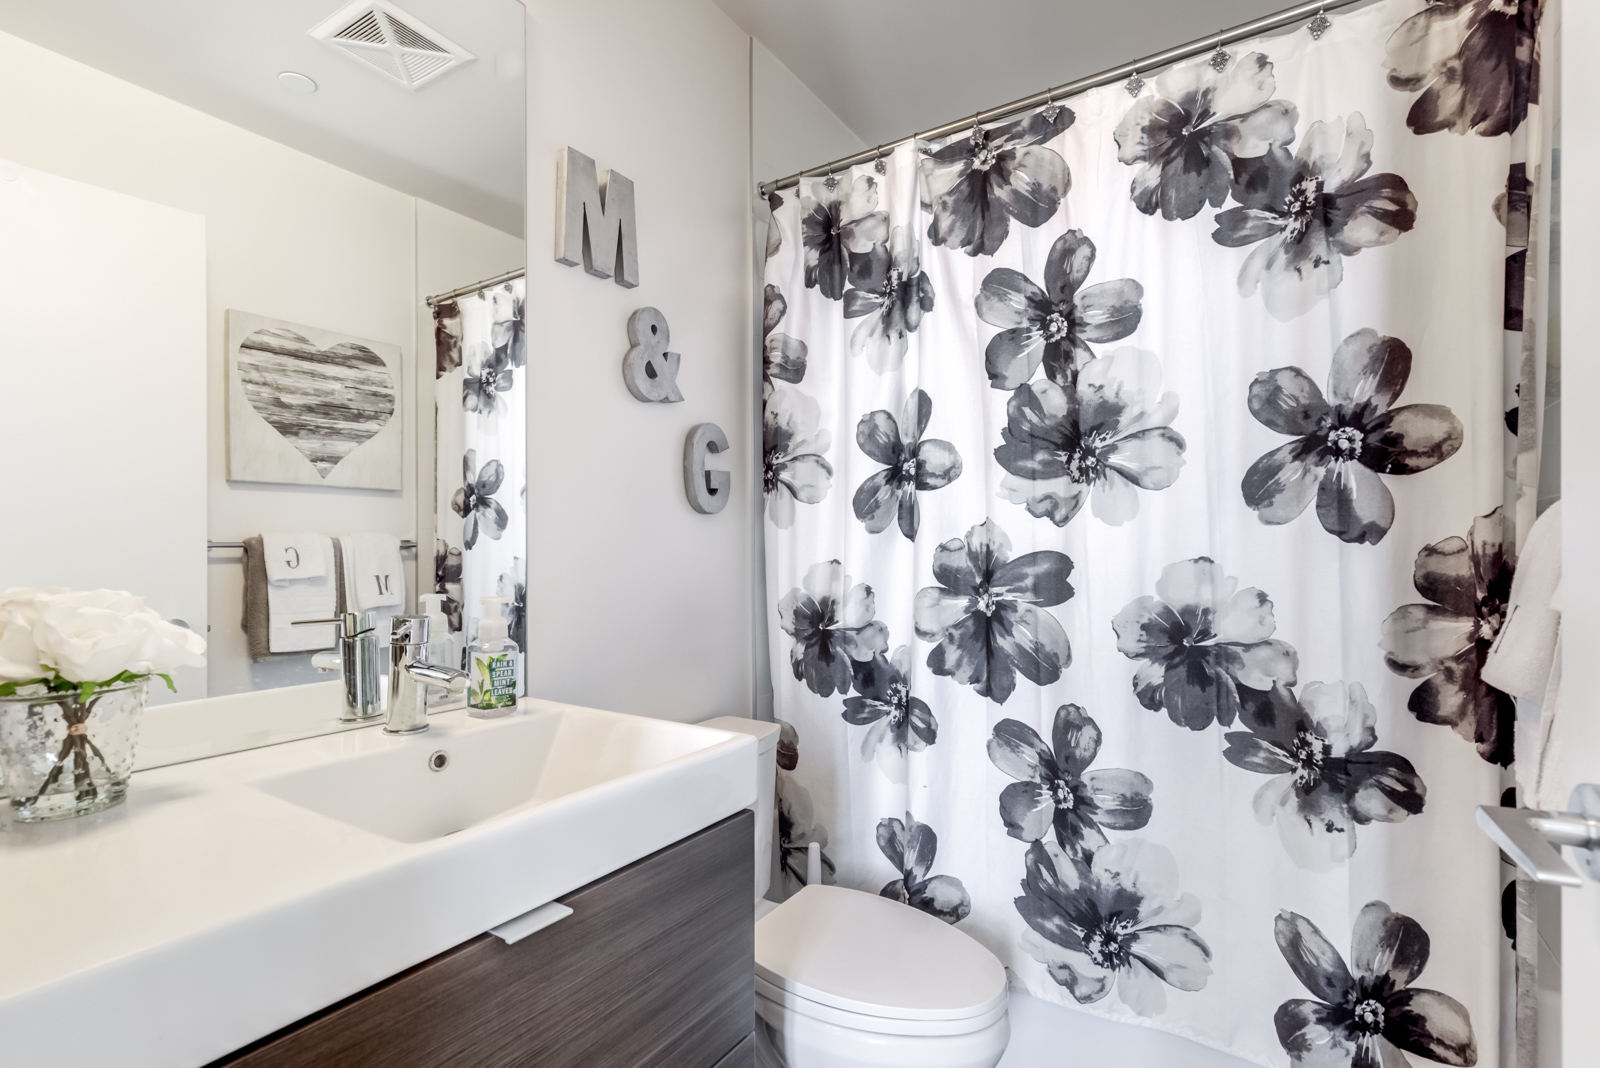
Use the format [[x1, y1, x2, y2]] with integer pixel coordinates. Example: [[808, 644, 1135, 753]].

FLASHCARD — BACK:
[[491, 289, 525, 368], [778, 561, 890, 699], [1241, 328, 1464, 545], [1112, 558, 1299, 730], [777, 774, 837, 895], [800, 174, 888, 300], [1226, 682, 1426, 871], [433, 302, 462, 377], [452, 449, 507, 549], [921, 108, 1075, 257], [1017, 838, 1212, 1017], [843, 225, 935, 373], [843, 646, 937, 768], [975, 230, 1144, 390], [1274, 902, 1478, 1067], [853, 389, 962, 540], [989, 704, 1153, 854], [877, 813, 971, 924], [762, 284, 808, 394], [1381, 507, 1516, 766], [764, 191, 784, 261], [463, 342, 515, 417], [763, 387, 833, 529], [1385, 0, 1539, 138], [995, 349, 1186, 527], [1113, 52, 1298, 222], [1213, 114, 1418, 321], [496, 557, 527, 654], [433, 538, 463, 637], [913, 518, 1074, 705]]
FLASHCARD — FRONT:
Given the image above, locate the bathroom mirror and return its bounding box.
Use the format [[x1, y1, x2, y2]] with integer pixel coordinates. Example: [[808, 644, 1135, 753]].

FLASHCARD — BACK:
[[0, 0, 526, 759]]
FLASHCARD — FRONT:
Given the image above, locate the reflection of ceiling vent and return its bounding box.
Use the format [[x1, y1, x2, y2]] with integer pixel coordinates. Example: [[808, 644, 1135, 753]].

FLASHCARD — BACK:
[[310, 0, 474, 90]]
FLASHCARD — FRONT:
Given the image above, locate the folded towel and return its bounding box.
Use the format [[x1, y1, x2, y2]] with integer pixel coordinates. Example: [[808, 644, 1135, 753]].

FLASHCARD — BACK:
[[256, 533, 338, 653], [339, 532, 405, 613], [261, 531, 329, 583], [241, 536, 271, 663]]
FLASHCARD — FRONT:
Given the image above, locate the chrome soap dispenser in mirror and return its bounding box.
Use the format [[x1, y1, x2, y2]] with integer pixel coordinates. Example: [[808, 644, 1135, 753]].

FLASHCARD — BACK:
[[294, 612, 383, 721]]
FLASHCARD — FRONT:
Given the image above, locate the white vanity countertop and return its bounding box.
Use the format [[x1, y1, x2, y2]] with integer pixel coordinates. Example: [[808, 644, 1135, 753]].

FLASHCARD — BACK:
[[0, 699, 756, 1068]]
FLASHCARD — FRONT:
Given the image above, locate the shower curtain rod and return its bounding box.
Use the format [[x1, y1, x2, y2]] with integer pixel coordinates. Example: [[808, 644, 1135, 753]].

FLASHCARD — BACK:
[[424, 266, 526, 308], [758, 0, 1366, 197]]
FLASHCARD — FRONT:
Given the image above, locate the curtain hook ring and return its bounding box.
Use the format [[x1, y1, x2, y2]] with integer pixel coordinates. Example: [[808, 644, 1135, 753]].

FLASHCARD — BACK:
[[1209, 33, 1231, 72], [874, 144, 887, 175], [1125, 68, 1145, 97], [1308, 2, 1332, 39]]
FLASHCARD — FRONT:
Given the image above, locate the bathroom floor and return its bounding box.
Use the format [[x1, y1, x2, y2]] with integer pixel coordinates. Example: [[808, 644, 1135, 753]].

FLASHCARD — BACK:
[[997, 993, 1255, 1068]]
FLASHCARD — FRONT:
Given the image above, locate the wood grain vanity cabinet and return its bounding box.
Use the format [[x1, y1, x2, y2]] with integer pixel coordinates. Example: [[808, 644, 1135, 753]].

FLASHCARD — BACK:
[[210, 811, 754, 1068]]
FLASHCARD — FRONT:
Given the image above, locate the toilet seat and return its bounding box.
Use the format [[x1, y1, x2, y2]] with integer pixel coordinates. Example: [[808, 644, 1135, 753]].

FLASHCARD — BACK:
[[755, 885, 1008, 1034], [755, 977, 1009, 1037]]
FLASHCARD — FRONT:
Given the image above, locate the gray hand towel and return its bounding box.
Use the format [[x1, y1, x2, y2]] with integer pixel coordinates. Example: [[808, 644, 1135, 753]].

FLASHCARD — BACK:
[[241, 535, 271, 663]]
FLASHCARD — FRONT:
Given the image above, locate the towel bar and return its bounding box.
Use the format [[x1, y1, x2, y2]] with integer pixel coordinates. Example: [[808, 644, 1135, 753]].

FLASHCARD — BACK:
[[208, 540, 417, 551]]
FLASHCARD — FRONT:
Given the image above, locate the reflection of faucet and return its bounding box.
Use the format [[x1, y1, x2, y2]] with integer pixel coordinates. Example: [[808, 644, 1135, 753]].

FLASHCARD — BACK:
[[385, 616, 468, 735], [294, 613, 383, 721]]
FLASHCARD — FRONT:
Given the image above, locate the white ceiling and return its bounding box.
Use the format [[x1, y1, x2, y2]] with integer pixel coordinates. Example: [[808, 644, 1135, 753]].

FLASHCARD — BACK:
[[0, 0, 525, 234], [716, 0, 1301, 158]]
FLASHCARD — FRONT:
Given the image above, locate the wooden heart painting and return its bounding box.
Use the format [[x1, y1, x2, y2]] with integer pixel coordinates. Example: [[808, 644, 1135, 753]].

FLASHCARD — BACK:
[[226, 310, 402, 489]]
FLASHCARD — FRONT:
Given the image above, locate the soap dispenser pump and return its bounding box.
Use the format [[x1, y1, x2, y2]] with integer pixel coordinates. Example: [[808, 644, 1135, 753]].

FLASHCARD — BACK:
[[467, 596, 520, 717]]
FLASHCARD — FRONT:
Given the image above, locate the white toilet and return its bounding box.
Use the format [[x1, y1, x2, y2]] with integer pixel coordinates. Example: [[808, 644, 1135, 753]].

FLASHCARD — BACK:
[[699, 717, 1010, 1068]]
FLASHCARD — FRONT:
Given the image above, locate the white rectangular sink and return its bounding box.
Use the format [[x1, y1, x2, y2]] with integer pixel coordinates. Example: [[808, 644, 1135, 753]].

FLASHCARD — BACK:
[[0, 696, 757, 1068], [255, 707, 730, 843]]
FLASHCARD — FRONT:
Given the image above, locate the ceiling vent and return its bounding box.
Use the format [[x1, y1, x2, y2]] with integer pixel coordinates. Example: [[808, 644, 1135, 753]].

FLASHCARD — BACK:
[[310, 1, 474, 90]]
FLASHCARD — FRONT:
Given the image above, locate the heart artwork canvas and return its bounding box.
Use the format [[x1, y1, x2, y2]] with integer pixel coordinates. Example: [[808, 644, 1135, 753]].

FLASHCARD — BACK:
[[226, 310, 402, 489]]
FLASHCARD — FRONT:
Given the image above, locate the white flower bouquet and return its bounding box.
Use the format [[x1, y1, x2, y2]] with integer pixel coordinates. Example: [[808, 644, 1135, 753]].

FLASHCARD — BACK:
[[0, 587, 205, 699], [0, 588, 205, 820]]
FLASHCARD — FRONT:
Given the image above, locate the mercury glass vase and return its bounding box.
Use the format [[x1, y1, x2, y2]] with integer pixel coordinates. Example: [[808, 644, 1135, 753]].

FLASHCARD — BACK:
[[0, 679, 147, 821]]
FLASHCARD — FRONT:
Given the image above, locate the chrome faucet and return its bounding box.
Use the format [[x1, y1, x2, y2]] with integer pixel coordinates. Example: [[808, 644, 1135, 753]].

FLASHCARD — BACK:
[[385, 616, 468, 735]]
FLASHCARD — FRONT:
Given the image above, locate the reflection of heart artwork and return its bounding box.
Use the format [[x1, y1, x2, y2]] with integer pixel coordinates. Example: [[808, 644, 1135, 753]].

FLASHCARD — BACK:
[[236, 327, 396, 477]]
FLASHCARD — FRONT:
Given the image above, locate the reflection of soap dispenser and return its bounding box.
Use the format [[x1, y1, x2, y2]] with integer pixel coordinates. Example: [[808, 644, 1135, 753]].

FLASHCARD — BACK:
[[419, 594, 465, 712], [467, 597, 519, 717]]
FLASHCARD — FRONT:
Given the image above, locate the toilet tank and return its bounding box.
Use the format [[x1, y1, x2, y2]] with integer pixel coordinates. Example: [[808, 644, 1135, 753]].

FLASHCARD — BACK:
[[698, 716, 779, 903]]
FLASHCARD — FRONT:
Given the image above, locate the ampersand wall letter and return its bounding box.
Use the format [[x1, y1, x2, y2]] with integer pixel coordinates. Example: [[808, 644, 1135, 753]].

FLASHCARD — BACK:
[[622, 307, 684, 403]]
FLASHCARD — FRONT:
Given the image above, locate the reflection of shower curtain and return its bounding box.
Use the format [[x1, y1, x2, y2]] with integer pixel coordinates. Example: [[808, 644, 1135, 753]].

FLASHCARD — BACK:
[[761, 1, 1550, 1064], [432, 278, 526, 683]]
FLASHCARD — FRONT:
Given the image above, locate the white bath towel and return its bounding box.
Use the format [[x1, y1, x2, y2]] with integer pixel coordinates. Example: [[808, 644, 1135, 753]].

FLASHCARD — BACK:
[[261, 531, 329, 583], [1484, 501, 1563, 808], [262, 533, 338, 653], [339, 532, 406, 614]]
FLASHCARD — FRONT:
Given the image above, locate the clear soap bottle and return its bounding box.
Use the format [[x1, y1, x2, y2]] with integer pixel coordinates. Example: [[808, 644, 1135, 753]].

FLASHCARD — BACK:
[[467, 596, 519, 717]]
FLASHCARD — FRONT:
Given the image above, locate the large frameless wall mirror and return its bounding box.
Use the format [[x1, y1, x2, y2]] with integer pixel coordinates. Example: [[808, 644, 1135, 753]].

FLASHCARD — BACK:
[[0, 0, 526, 766]]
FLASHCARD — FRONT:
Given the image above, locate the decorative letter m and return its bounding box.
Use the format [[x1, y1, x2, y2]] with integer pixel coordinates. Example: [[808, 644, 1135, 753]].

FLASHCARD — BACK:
[[555, 146, 639, 288]]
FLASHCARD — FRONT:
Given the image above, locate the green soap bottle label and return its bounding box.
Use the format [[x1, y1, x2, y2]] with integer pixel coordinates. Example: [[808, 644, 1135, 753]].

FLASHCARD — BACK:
[[469, 652, 517, 709]]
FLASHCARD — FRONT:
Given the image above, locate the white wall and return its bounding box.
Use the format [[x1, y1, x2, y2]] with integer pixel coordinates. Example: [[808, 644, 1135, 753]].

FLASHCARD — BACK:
[[752, 39, 867, 190], [520, 1, 859, 724], [0, 28, 523, 697], [0, 165, 208, 702], [1560, 0, 1599, 1060]]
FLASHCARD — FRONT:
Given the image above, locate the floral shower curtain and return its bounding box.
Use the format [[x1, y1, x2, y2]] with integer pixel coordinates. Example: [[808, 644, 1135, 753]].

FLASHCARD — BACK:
[[761, 1, 1548, 1065], [432, 278, 526, 681]]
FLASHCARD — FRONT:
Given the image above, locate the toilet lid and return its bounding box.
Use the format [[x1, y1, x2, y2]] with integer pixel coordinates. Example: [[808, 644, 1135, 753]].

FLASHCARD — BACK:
[[755, 885, 1007, 1022]]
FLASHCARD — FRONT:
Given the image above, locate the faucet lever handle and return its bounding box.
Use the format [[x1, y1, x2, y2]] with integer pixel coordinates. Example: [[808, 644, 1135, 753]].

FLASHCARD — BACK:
[[293, 614, 360, 639], [390, 615, 430, 646]]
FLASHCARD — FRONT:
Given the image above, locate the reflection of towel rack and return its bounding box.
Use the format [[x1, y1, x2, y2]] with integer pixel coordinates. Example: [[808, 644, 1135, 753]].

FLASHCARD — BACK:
[[207, 540, 417, 551]]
